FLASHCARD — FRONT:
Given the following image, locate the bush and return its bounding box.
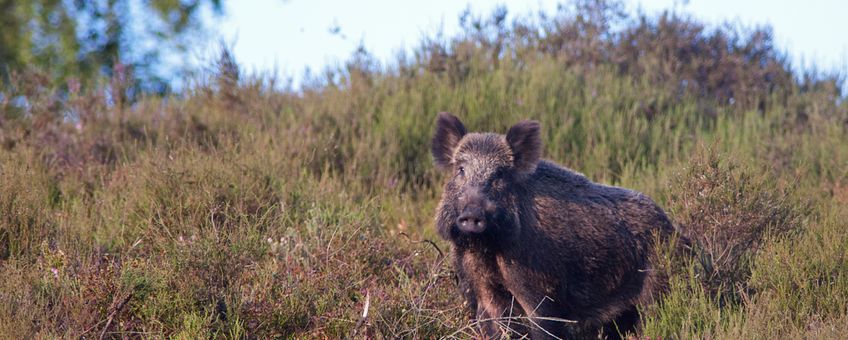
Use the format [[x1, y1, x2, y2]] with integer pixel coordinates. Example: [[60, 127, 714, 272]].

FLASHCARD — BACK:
[[667, 146, 807, 303]]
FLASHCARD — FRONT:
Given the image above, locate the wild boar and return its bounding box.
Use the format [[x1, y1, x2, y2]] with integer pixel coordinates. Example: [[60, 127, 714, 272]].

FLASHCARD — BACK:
[[431, 112, 677, 339]]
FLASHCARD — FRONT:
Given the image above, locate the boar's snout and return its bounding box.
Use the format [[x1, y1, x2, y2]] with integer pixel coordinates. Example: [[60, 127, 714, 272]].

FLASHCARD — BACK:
[[457, 206, 486, 233], [456, 191, 493, 234]]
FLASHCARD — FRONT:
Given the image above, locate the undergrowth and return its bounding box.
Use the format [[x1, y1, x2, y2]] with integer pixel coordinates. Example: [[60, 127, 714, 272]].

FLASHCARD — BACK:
[[1, 1, 847, 338]]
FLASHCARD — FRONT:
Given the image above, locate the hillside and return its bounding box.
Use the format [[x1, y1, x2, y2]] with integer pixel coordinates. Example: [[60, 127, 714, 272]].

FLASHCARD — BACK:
[[1, 2, 847, 338]]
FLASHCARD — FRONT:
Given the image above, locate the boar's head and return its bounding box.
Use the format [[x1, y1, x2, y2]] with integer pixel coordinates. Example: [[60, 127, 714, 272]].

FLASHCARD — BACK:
[[431, 112, 541, 241]]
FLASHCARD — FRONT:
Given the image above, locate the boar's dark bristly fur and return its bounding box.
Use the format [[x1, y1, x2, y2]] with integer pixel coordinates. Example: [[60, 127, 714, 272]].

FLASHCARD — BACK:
[[431, 113, 677, 339]]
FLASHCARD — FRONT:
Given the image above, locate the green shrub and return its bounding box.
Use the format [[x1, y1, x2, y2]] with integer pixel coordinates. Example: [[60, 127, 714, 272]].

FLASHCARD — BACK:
[[667, 146, 808, 303]]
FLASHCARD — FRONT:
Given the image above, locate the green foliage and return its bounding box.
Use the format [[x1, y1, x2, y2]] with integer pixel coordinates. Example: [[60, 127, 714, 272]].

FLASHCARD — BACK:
[[667, 147, 808, 304], [1, 1, 847, 337], [0, 0, 222, 92]]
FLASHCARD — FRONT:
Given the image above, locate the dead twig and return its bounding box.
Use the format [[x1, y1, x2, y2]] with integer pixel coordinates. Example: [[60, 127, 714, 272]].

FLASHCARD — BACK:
[[99, 292, 133, 340], [399, 232, 444, 259], [347, 291, 371, 339]]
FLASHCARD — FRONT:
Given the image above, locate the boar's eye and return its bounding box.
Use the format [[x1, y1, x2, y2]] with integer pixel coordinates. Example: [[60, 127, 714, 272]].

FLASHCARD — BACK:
[[457, 166, 465, 177]]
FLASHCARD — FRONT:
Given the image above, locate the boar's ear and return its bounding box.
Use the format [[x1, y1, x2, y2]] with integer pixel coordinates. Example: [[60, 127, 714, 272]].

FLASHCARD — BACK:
[[431, 112, 467, 169], [506, 120, 541, 174]]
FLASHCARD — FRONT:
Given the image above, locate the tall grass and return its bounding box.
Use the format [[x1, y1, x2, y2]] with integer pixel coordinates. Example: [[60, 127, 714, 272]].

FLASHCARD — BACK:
[[1, 1, 847, 338]]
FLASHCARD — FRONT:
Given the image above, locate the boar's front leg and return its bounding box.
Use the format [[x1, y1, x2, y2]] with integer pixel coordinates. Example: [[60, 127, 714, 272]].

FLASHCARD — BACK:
[[456, 250, 528, 338], [455, 261, 478, 318], [511, 291, 575, 339], [474, 284, 529, 338]]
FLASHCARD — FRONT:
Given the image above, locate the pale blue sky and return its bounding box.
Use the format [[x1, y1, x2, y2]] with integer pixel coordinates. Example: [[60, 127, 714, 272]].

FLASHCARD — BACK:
[[203, 0, 848, 83]]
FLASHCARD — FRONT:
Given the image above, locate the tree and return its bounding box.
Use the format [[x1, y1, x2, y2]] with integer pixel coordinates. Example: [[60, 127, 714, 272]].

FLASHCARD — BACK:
[[0, 0, 223, 93]]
